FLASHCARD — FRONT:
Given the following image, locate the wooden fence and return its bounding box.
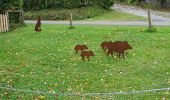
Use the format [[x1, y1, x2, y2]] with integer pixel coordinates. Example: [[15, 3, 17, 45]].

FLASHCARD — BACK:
[[0, 14, 9, 33]]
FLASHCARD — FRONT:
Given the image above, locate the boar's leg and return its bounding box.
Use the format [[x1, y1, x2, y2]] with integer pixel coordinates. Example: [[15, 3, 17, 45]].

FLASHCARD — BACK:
[[111, 52, 114, 57], [104, 47, 107, 52], [122, 51, 125, 59], [87, 56, 90, 61], [107, 50, 111, 56], [82, 56, 85, 61], [118, 53, 121, 59], [76, 50, 78, 53]]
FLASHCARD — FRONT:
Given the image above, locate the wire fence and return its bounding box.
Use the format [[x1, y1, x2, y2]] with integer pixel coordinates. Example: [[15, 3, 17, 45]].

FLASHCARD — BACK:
[[0, 85, 170, 97]]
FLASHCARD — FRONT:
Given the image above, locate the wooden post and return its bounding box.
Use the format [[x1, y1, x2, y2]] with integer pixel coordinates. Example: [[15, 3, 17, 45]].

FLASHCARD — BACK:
[[147, 11, 152, 28], [0, 15, 2, 32], [70, 12, 73, 28], [1, 15, 5, 32], [5, 11, 9, 31], [4, 15, 7, 32], [21, 10, 24, 24]]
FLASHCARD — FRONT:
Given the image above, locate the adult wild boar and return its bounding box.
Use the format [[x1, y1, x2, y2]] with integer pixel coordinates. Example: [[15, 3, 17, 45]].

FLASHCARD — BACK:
[[101, 41, 112, 52], [35, 16, 41, 32], [107, 41, 132, 59]]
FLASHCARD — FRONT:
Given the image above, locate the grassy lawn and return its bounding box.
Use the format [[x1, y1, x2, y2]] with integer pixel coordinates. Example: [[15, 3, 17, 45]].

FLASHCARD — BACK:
[[87, 10, 146, 21], [0, 25, 170, 99], [24, 6, 146, 21]]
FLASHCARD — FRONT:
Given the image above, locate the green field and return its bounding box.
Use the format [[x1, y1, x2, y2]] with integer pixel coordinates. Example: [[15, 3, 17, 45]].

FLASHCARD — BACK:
[[0, 25, 170, 99]]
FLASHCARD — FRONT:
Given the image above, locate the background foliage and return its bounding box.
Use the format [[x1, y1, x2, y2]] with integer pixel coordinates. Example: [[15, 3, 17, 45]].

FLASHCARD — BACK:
[[23, 0, 115, 10], [0, 0, 23, 11], [0, 0, 23, 25]]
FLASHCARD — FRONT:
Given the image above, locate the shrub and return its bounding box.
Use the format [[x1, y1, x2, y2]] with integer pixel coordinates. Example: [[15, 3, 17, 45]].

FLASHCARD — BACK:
[[98, 0, 115, 9], [0, 0, 23, 11], [23, 0, 115, 11], [0, 0, 23, 25]]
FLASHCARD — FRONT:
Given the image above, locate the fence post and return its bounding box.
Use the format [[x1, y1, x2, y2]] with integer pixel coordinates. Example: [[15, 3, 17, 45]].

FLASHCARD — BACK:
[[147, 11, 152, 28], [20, 10, 24, 24], [5, 11, 9, 31], [0, 15, 2, 32], [4, 15, 7, 32], [70, 12, 73, 28], [1, 15, 5, 32]]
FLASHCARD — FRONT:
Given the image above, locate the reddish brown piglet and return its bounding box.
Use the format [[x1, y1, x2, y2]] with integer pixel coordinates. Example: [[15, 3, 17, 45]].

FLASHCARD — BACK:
[[81, 51, 95, 61], [74, 45, 88, 53]]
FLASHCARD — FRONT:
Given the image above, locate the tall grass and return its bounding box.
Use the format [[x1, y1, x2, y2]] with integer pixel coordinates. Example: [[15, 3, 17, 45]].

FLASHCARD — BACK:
[[24, 6, 107, 20]]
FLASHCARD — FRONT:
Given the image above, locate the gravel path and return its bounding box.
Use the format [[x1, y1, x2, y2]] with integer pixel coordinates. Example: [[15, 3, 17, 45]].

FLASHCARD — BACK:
[[112, 4, 170, 22], [25, 20, 170, 26]]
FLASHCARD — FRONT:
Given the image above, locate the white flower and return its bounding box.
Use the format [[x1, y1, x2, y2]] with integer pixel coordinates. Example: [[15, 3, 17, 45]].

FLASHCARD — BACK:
[[44, 82, 47, 85], [154, 61, 157, 64]]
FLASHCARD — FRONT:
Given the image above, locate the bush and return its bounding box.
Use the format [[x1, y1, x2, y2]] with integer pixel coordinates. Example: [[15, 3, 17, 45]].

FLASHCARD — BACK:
[[23, 0, 115, 11], [98, 0, 115, 9], [0, 0, 23, 26], [0, 0, 23, 11]]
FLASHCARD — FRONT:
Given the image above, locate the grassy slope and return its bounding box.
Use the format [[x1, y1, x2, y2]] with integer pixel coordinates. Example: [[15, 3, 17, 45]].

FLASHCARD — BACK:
[[24, 6, 146, 21], [87, 10, 146, 21], [0, 25, 170, 99], [24, 6, 107, 20]]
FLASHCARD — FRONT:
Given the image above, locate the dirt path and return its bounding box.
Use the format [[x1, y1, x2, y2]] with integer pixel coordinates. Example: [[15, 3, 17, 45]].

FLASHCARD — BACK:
[[112, 4, 170, 22]]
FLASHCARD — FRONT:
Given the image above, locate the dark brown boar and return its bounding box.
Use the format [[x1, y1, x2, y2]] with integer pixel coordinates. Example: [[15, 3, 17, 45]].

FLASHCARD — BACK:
[[81, 51, 95, 61], [74, 45, 88, 53], [101, 41, 112, 52], [107, 41, 132, 59], [35, 16, 41, 32]]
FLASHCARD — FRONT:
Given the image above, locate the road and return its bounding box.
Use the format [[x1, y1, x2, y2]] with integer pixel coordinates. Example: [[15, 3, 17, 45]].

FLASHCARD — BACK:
[[25, 4, 170, 26], [25, 20, 170, 26], [112, 4, 170, 22]]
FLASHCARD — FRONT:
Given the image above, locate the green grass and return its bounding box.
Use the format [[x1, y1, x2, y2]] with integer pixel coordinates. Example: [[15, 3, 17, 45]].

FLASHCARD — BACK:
[[24, 6, 146, 21], [87, 10, 146, 21], [0, 25, 170, 99]]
